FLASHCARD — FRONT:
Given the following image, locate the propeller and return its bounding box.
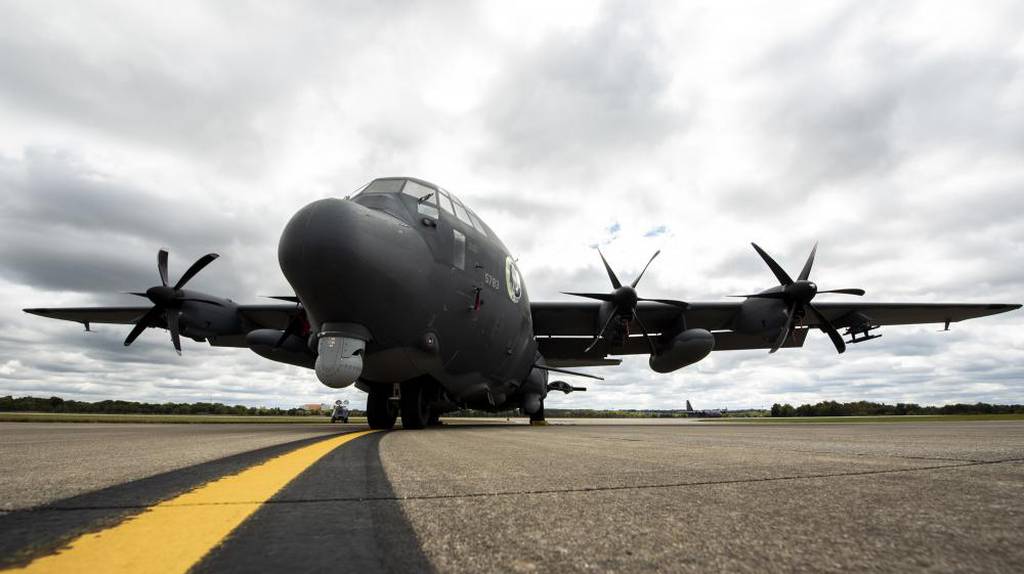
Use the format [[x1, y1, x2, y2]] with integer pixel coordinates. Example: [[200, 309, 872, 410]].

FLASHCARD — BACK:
[[124, 249, 221, 355], [563, 248, 688, 354], [735, 242, 865, 354]]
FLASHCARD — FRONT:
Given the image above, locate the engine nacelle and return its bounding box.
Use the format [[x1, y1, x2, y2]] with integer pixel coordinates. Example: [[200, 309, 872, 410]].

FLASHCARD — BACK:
[[649, 328, 715, 373]]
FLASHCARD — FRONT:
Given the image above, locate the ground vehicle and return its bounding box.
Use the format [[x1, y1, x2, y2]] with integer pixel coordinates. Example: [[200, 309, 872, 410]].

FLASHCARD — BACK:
[[330, 400, 349, 423]]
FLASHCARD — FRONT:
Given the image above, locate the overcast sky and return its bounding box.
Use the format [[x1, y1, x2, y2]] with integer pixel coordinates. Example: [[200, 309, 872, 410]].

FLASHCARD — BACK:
[[1, 0, 1022, 410]]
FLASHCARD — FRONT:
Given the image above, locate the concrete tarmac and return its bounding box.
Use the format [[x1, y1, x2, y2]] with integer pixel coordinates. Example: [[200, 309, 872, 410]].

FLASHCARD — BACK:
[[1, 420, 1022, 573]]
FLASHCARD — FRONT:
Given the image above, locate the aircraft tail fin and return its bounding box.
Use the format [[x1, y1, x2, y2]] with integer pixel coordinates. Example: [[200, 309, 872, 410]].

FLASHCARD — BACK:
[[686, 400, 693, 412]]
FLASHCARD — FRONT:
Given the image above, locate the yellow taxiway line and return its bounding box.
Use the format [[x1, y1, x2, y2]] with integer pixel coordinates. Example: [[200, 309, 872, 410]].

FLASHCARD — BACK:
[[5, 430, 378, 574]]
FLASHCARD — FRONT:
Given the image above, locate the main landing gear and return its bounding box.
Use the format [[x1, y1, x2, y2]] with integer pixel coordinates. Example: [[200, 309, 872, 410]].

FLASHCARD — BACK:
[[529, 401, 547, 426], [366, 378, 441, 430]]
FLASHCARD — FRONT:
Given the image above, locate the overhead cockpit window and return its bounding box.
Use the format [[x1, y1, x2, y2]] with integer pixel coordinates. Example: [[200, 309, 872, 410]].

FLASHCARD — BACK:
[[363, 178, 406, 194]]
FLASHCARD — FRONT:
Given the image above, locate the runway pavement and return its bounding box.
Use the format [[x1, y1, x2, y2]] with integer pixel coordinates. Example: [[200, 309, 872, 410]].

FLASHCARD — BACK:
[[1, 419, 1022, 573]]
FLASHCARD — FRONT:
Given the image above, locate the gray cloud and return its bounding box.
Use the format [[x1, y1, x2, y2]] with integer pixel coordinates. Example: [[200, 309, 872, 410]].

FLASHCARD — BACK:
[[474, 1, 686, 183]]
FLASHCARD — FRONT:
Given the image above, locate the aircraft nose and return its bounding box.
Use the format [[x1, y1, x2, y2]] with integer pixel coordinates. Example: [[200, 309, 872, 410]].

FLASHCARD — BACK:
[[278, 198, 430, 342]]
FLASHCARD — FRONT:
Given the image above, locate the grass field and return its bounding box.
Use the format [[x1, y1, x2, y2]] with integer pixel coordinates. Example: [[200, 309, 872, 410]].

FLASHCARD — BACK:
[[700, 414, 1024, 423], [0, 412, 368, 424]]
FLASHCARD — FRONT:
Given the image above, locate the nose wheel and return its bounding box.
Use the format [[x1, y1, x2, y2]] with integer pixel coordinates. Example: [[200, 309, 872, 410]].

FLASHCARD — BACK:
[[400, 378, 437, 429], [366, 384, 398, 430]]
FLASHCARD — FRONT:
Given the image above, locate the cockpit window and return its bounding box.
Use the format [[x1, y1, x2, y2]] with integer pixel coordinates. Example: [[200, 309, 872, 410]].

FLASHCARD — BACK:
[[362, 178, 406, 194], [437, 190, 455, 214], [402, 180, 435, 203], [452, 198, 473, 226], [467, 210, 487, 236]]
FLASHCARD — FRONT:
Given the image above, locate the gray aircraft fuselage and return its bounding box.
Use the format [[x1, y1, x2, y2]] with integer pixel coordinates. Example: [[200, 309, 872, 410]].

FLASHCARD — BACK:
[[277, 178, 544, 414]]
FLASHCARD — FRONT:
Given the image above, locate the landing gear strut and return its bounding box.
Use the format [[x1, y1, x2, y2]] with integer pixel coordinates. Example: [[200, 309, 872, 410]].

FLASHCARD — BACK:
[[366, 384, 398, 430]]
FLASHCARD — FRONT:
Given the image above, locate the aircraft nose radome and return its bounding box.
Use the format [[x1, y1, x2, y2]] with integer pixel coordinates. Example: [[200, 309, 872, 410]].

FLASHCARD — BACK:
[[278, 198, 430, 339]]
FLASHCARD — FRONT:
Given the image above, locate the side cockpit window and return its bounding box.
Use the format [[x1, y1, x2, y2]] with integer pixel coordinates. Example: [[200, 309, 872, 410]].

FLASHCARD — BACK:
[[402, 180, 434, 202]]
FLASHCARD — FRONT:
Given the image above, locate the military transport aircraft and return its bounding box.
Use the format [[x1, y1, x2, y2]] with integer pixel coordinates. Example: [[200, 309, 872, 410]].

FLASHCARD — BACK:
[[24, 177, 1020, 429]]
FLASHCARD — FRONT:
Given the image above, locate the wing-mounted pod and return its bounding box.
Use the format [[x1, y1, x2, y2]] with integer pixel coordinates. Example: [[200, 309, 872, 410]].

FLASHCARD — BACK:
[[649, 328, 715, 373], [246, 329, 315, 368]]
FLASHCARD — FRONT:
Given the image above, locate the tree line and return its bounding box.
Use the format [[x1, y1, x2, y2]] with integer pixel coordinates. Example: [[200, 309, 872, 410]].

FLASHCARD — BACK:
[[0, 395, 364, 416], [770, 400, 1024, 417]]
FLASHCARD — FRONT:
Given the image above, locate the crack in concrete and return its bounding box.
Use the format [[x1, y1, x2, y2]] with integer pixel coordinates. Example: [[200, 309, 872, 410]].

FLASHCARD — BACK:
[[22, 456, 1024, 511]]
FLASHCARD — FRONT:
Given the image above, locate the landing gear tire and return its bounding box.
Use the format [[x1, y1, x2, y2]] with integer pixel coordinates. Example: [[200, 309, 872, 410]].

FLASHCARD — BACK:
[[529, 401, 546, 425], [400, 379, 432, 429], [367, 385, 397, 430], [427, 412, 442, 427]]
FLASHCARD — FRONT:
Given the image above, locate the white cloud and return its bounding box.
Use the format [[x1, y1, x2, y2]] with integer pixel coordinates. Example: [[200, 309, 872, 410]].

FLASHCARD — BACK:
[[0, 0, 1021, 409]]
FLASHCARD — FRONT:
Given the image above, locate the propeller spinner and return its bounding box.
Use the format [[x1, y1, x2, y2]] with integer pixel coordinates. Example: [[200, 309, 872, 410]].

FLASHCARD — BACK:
[[564, 248, 687, 354], [736, 242, 865, 354], [124, 249, 221, 355]]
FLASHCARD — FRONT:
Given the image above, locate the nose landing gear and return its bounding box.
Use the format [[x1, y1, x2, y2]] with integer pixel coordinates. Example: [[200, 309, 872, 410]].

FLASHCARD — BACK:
[[366, 384, 398, 430], [365, 378, 442, 430]]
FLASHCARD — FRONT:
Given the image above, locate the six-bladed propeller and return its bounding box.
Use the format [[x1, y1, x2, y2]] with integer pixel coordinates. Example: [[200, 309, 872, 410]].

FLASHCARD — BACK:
[[124, 249, 221, 355], [564, 248, 688, 354], [734, 242, 865, 354]]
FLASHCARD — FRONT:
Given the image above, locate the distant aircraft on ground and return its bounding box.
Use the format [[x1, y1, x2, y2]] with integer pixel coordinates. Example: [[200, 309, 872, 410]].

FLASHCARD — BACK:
[[685, 400, 723, 418], [24, 177, 1021, 429]]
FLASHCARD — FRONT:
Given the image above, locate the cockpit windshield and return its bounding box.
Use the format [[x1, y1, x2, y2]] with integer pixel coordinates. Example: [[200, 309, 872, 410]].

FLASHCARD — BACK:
[[357, 178, 490, 237]]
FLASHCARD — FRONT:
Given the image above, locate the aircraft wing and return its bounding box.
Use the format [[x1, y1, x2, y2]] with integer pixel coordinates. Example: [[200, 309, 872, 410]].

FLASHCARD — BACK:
[[24, 307, 151, 325], [530, 300, 1020, 360], [23, 304, 302, 347], [799, 302, 1021, 328]]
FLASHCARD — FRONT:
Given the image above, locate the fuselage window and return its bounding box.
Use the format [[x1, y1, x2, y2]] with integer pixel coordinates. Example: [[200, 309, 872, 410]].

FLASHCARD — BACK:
[[452, 229, 466, 270]]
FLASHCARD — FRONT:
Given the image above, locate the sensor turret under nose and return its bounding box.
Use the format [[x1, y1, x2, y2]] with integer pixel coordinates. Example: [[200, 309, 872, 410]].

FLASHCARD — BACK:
[[315, 335, 365, 388]]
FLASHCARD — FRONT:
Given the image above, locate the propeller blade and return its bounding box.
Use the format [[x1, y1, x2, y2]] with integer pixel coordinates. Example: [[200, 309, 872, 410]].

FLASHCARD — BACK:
[[166, 310, 182, 356], [807, 303, 846, 354], [274, 312, 305, 349], [729, 292, 788, 300], [563, 292, 616, 302], [596, 248, 622, 289], [630, 250, 661, 289], [264, 295, 301, 303], [174, 253, 219, 289], [584, 311, 619, 354], [818, 288, 866, 296], [632, 309, 658, 356], [770, 301, 798, 354], [158, 250, 169, 287], [751, 243, 794, 286], [798, 242, 818, 281], [124, 292, 149, 298], [124, 305, 163, 347], [637, 298, 689, 309]]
